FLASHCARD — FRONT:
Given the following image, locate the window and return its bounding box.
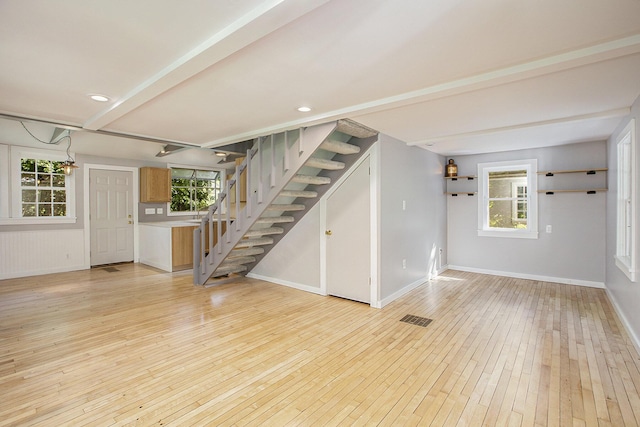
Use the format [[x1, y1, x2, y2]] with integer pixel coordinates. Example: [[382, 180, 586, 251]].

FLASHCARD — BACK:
[[7, 147, 76, 224], [478, 159, 538, 239], [616, 119, 637, 281], [169, 166, 223, 215], [19, 158, 67, 217]]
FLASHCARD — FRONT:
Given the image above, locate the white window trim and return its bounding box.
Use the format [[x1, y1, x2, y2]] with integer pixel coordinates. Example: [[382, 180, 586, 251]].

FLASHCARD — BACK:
[[615, 118, 637, 282], [2, 146, 77, 225], [166, 163, 225, 217], [0, 144, 9, 219], [510, 181, 527, 223], [477, 159, 538, 239]]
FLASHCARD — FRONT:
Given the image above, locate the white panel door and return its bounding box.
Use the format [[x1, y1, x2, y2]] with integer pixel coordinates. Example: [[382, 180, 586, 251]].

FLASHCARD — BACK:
[[90, 169, 134, 266], [326, 156, 371, 303]]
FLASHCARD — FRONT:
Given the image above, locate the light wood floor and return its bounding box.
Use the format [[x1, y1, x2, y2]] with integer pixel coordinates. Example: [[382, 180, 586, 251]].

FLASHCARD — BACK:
[[1, 265, 640, 426]]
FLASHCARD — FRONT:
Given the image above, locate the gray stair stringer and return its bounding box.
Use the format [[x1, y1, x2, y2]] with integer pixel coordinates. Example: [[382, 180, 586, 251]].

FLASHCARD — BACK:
[[242, 134, 378, 273], [194, 121, 338, 285]]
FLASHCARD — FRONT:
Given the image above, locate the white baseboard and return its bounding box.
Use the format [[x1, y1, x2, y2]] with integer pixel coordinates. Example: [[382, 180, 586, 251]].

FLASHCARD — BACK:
[[446, 265, 605, 289], [605, 288, 640, 356], [377, 276, 430, 308], [246, 273, 324, 295]]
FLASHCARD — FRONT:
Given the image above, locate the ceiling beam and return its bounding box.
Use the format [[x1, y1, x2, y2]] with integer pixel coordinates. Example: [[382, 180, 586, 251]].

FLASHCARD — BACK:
[[407, 107, 631, 147], [82, 0, 330, 132], [201, 34, 640, 148]]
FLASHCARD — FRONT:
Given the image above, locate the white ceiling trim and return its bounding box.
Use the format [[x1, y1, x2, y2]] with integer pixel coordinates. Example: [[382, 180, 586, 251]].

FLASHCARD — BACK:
[[201, 34, 640, 148], [409, 107, 631, 147], [82, 0, 330, 132]]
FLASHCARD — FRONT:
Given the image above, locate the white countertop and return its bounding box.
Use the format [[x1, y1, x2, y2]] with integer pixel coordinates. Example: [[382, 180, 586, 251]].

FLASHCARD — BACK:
[[140, 220, 202, 228]]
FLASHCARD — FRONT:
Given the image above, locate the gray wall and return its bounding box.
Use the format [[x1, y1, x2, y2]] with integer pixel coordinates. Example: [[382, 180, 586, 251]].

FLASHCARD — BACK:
[[447, 141, 607, 285], [378, 134, 447, 301], [605, 94, 640, 346]]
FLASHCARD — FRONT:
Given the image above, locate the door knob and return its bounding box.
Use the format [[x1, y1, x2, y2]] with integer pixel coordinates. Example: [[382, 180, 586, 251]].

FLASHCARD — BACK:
[[325, 230, 332, 235]]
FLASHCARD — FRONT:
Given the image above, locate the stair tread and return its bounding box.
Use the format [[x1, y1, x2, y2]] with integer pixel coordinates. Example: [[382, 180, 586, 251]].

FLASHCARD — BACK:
[[336, 119, 377, 138], [292, 174, 331, 185], [221, 256, 255, 266], [255, 216, 295, 224], [278, 190, 318, 198], [320, 139, 361, 155], [213, 264, 247, 276], [234, 237, 274, 248], [229, 247, 265, 257], [305, 157, 345, 170], [245, 227, 284, 237], [266, 204, 305, 211]]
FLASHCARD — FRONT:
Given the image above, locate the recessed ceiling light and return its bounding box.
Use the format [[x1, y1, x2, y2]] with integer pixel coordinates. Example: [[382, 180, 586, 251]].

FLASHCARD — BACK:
[[89, 94, 110, 102], [297, 106, 312, 112]]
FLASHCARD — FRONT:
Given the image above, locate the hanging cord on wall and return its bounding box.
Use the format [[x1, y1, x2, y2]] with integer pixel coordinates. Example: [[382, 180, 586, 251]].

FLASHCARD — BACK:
[[20, 121, 70, 145], [21, 121, 78, 174]]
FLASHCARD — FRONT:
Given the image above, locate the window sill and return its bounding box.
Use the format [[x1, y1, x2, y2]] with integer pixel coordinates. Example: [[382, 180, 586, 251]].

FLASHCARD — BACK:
[[0, 217, 77, 225], [478, 229, 538, 239], [615, 256, 637, 282]]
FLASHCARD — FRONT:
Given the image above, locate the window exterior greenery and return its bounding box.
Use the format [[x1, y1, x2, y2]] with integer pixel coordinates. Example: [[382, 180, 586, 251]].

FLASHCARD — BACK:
[[170, 167, 222, 214], [20, 157, 67, 217], [478, 159, 537, 239]]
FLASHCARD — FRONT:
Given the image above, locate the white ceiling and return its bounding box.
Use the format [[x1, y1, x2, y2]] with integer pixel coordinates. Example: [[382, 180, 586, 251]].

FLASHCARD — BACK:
[[1, 0, 639, 157]]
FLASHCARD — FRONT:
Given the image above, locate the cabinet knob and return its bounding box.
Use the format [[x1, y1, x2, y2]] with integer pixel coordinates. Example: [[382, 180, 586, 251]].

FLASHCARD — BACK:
[[128, 221, 133, 224], [325, 230, 332, 236]]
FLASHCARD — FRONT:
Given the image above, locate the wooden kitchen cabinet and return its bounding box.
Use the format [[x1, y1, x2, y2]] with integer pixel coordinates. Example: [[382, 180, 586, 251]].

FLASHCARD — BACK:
[[140, 167, 171, 203], [171, 222, 226, 271]]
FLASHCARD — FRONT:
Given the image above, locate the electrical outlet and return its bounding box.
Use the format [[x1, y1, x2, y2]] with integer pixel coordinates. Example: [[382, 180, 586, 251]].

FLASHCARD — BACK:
[[156, 208, 163, 214], [546, 225, 552, 233]]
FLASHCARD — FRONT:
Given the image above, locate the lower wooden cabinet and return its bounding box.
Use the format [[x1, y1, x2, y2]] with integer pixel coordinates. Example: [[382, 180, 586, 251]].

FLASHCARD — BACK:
[[171, 223, 226, 271]]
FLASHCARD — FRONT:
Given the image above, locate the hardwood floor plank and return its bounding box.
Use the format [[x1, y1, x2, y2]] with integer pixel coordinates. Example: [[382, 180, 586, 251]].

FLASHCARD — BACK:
[[2, 267, 640, 426]]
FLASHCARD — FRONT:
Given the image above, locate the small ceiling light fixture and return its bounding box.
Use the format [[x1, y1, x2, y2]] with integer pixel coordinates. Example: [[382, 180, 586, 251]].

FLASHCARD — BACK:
[[89, 94, 110, 102], [297, 106, 312, 112]]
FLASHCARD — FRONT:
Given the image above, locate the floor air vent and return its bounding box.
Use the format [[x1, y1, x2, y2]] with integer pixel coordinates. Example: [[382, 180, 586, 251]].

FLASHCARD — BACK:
[[103, 267, 119, 273], [400, 314, 433, 327]]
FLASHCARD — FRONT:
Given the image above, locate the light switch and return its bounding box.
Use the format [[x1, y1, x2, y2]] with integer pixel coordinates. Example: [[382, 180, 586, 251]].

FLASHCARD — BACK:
[[144, 208, 155, 214], [546, 225, 552, 233]]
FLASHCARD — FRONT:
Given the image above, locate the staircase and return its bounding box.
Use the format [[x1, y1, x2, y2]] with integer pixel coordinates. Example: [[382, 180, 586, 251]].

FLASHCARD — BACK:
[[193, 119, 378, 286]]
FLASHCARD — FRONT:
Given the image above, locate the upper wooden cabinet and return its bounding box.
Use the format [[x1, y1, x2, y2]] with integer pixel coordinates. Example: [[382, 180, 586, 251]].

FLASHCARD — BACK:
[[140, 167, 171, 203]]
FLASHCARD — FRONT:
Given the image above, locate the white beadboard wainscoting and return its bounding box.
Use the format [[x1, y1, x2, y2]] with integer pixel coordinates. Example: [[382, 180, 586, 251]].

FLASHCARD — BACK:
[[0, 229, 86, 280]]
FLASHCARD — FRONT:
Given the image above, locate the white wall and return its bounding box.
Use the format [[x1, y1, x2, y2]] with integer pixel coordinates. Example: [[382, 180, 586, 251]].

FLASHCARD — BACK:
[[447, 141, 607, 287], [249, 202, 322, 293], [378, 134, 447, 303], [605, 94, 640, 348]]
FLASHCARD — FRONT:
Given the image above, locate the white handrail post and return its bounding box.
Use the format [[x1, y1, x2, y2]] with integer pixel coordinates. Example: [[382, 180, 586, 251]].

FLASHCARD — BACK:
[[298, 127, 304, 155], [284, 130, 290, 172], [257, 137, 263, 204], [245, 149, 252, 218], [270, 134, 276, 188]]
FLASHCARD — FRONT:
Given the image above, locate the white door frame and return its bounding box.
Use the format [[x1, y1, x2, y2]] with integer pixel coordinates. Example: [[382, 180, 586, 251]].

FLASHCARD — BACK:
[[83, 164, 139, 269], [320, 144, 379, 307]]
